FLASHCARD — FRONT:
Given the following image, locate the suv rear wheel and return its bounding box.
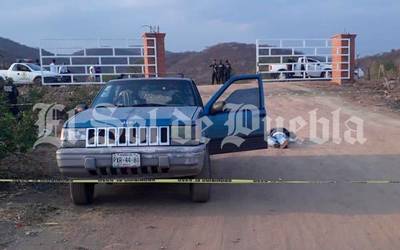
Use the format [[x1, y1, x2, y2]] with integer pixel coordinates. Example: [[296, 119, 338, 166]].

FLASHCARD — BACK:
[[278, 71, 287, 80], [70, 183, 95, 205], [33, 77, 42, 85], [190, 152, 211, 202], [321, 70, 332, 79]]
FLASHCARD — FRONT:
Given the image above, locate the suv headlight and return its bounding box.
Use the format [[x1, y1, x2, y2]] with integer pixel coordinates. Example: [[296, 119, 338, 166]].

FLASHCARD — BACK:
[[170, 125, 201, 145], [60, 128, 86, 147]]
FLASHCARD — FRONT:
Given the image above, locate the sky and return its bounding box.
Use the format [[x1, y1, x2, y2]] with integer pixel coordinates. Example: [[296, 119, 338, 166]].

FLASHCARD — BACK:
[[0, 0, 399, 56]]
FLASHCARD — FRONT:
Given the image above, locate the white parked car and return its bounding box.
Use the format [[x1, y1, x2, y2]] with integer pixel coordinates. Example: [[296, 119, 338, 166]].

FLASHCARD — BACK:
[[0, 63, 59, 84], [268, 56, 332, 80]]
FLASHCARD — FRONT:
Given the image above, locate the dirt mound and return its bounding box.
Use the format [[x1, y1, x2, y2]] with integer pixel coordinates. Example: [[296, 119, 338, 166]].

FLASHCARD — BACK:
[[18, 85, 101, 110], [350, 79, 400, 110], [0, 144, 58, 179]]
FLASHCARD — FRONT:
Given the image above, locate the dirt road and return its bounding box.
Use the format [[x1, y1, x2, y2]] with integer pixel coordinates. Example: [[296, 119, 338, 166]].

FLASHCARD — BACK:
[[2, 82, 400, 250]]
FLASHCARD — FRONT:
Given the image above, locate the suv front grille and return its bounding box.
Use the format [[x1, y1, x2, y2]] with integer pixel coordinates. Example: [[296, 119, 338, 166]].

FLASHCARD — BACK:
[[88, 166, 169, 176], [86, 126, 170, 147]]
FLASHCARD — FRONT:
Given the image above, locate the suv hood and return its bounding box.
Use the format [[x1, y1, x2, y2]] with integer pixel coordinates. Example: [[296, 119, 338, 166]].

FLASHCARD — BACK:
[[65, 106, 201, 128]]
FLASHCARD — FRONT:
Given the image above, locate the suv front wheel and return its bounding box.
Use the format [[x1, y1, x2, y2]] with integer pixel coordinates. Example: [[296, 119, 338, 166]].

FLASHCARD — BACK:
[[70, 183, 95, 205], [190, 152, 211, 202]]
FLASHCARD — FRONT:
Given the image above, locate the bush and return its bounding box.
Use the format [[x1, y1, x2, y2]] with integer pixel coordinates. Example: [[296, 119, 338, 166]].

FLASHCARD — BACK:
[[368, 60, 399, 80], [0, 94, 38, 159], [0, 97, 17, 159], [23, 86, 45, 104], [15, 111, 38, 153]]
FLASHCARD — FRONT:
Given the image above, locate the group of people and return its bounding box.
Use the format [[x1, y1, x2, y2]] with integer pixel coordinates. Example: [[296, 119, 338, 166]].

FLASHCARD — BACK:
[[209, 59, 232, 85], [50, 60, 71, 74], [50, 59, 100, 82]]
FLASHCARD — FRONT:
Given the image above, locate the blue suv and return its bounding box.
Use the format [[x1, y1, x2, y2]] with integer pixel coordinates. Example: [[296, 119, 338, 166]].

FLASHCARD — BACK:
[[57, 74, 267, 204]]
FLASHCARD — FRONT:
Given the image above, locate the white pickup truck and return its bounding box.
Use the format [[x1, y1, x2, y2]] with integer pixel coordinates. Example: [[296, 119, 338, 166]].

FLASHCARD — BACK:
[[0, 63, 59, 84], [269, 56, 332, 80]]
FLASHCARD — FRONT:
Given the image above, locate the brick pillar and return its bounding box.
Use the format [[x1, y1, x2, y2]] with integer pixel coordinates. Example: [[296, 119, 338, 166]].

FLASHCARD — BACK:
[[331, 34, 356, 85], [142, 32, 166, 77]]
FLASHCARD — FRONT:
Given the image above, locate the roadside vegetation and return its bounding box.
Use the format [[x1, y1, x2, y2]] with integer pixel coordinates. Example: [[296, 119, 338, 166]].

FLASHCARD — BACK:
[[0, 85, 100, 178], [0, 94, 37, 161]]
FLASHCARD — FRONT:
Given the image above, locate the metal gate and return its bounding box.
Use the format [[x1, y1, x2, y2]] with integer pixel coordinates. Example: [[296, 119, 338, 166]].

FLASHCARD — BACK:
[[39, 38, 157, 85], [256, 38, 351, 82]]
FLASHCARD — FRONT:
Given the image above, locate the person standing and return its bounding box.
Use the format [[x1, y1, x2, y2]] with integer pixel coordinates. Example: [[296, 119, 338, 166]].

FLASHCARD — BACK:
[[59, 63, 71, 83], [224, 60, 232, 82], [88, 66, 95, 82], [216, 60, 226, 84], [95, 66, 102, 82], [50, 59, 57, 74], [2, 79, 19, 117], [209, 59, 217, 85], [59, 63, 69, 74]]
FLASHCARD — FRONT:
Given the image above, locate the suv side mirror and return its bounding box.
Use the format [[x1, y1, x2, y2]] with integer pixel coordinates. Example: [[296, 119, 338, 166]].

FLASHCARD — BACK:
[[210, 101, 225, 115], [75, 104, 88, 114]]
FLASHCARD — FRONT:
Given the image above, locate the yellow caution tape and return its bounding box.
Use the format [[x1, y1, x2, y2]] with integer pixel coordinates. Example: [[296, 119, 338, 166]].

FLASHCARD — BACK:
[[0, 178, 399, 184]]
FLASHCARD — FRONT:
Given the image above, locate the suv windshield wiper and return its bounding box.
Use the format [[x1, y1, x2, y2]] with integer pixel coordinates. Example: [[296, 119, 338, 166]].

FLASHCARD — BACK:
[[94, 104, 115, 108], [95, 103, 172, 108], [129, 103, 168, 107]]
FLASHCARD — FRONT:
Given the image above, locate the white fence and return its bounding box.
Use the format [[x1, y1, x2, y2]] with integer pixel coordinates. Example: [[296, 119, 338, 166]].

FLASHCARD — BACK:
[[256, 38, 351, 82], [39, 38, 157, 85]]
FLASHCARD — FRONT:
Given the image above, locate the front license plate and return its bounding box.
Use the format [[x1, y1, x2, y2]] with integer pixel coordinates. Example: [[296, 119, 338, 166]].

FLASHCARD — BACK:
[[112, 153, 141, 168]]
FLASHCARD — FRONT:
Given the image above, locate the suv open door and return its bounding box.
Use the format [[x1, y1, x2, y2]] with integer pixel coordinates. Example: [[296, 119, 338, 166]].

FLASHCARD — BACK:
[[203, 74, 267, 155]]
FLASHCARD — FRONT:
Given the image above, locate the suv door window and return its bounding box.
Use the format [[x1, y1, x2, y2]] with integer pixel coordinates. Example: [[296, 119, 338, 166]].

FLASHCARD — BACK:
[[212, 79, 260, 109], [307, 58, 317, 63], [204, 76, 267, 155], [18, 65, 31, 72]]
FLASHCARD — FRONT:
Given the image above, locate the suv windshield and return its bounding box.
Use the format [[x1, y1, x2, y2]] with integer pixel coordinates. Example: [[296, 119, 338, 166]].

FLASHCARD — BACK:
[[92, 79, 198, 107], [27, 63, 43, 71]]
